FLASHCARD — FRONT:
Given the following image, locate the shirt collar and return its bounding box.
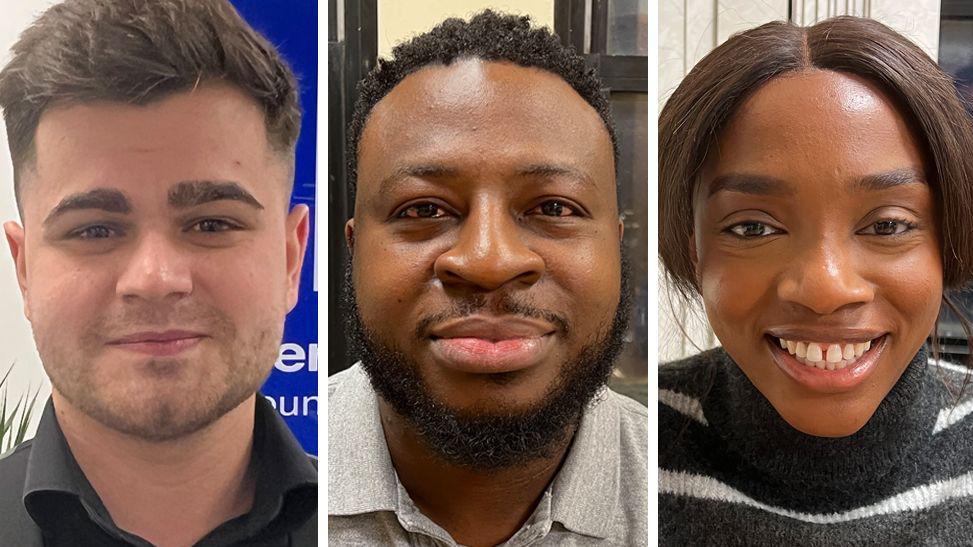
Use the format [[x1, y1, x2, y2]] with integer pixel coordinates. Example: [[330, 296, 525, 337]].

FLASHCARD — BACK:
[[327, 364, 620, 539], [22, 394, 317, 539]]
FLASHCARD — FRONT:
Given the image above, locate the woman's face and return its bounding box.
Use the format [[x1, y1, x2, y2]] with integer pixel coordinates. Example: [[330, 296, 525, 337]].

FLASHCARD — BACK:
[[693, 70, 943, 437]]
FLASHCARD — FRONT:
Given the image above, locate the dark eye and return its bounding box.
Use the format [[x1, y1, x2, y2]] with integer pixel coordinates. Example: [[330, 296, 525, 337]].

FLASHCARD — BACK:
[[396, 203, 449, 219], [74, 225, 116, 239], [726, 221, 781, 238], [190, 219, 237, 233], [531, 200, 578, 217], [860, 219, 915, 236]]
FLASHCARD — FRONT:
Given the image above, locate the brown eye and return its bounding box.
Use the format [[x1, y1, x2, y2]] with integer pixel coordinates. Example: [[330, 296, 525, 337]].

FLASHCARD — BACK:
[[864, 219, 913, 236], [533, 200, 578, 217], [396, 203, 449, 219], [726, 221, 781, 238], [191, 219, 236, 232]]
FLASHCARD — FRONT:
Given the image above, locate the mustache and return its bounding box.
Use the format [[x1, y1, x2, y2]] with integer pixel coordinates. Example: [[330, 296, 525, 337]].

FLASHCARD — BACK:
[[85, 303, 234, 338], [413, 294, 570, 340]]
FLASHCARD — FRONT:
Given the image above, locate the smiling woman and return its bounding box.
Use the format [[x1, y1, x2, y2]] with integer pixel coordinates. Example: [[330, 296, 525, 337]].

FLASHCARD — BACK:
[[658, 16, 973, 545]]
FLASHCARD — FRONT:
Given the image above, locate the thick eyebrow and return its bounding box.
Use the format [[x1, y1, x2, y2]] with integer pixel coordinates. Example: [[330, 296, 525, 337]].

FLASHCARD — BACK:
[[44, 188, 132, 226], [855, 168, 926, 191], [167, 180, 264, 210], [707, 174, 794, 197]]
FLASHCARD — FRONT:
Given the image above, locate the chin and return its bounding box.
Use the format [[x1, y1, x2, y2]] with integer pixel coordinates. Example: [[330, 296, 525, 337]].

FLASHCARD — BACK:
[[775, 401, 876, 438]]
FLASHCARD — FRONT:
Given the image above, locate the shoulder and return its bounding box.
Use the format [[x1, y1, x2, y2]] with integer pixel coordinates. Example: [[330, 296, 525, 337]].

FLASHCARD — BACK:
[[328, 363, 366, 397], [0, 441, 42, 545], [659, 347, 723, 395]]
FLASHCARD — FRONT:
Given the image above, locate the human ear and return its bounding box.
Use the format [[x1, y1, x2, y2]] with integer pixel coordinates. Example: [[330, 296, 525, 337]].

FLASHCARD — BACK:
[[4, 221, 30, 321]]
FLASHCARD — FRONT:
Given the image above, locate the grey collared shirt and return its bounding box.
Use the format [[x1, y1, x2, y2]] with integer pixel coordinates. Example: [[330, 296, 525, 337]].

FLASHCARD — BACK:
[[0, 395, 318, 546], [328, 364, 647, 546]]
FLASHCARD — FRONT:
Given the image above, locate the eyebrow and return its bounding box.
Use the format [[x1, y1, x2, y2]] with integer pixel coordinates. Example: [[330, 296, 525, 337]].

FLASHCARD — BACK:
[[44, 188, 132, 226], [707, 174, 794, 197], [43, 181, 264, 227], [167, 180, 264, 210], [708, 168, 927, 198], [378, 163, 594, 194]]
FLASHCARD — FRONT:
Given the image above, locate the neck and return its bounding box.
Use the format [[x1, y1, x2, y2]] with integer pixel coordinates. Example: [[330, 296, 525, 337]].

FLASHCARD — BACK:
[[379, 400, 574, 547], [53, 390, 258, 547]]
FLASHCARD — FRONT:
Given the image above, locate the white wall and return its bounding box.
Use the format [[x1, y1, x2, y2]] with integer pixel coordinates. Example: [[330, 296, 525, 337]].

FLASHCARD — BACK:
[[0, 1, 56, 438], [659, 0, 942, 361]]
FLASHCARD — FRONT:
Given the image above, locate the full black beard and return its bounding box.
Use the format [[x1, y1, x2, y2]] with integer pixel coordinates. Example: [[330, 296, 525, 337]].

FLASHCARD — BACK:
[[342, 257, 632, 471]]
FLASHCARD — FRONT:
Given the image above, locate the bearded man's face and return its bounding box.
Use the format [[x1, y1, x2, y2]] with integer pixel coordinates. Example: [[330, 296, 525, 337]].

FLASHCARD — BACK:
[[346, 59, 624, 469]]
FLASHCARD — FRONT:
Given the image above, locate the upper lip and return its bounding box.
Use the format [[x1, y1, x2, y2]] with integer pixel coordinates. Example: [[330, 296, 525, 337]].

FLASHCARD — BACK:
[[108, 330, 207, 344], [765, 327, 887, 344], [428, 315, 557, 341]]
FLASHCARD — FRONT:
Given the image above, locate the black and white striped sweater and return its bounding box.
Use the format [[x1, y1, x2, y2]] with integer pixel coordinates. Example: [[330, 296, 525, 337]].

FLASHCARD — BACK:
[[659, 347, 973, 546]]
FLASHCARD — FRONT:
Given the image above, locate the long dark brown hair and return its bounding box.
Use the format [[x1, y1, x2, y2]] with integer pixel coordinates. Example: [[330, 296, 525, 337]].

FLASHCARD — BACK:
[[660, 17, 973, 375]]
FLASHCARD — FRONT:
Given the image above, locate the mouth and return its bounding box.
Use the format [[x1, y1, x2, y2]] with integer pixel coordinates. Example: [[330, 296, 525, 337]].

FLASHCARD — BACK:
[[427, 315, 558, 374], [764, 332, 888, 393], [107, 330, 208, 357]]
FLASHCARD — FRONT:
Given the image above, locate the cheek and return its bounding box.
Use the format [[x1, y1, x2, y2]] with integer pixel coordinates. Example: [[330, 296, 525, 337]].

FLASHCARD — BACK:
[[698, 252, 771, 331], [352, 231, 433, 326]]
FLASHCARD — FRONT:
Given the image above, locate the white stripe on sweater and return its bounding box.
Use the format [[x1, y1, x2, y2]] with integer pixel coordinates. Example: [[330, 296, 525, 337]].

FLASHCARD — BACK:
[[927, 358, 973, 434], [659, 389, 708, 426], [660, 469, 973, 524]]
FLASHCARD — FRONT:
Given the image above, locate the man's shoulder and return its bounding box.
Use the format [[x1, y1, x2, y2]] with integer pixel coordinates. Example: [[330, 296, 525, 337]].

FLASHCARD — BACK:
[[0, 440, 42, 545], [0, 439, 31, 493], [328, 363, 366, 398]]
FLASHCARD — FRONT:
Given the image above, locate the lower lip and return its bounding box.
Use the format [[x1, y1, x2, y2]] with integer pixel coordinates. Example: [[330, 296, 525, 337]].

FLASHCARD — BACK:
[[109, 337, 204, 357], [767, 334, 887, 393], [429, 335, 554, 374]]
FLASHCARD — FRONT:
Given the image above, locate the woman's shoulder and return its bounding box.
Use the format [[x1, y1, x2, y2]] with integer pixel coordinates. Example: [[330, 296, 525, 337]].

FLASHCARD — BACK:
[[659, 347, 725, 396]]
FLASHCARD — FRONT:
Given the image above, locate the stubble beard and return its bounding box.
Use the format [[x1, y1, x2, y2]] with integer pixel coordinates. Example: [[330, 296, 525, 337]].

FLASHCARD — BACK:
[[344, 261, 631, 471], [35, 302, 282, 442]]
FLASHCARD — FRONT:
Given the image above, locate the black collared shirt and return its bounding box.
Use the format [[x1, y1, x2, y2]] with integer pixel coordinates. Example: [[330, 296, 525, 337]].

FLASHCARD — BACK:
[[0, 396, 317, 546]]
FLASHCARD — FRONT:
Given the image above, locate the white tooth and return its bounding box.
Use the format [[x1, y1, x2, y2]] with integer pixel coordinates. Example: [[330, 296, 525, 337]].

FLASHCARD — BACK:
[[864, 340, 871, 352], [815, 360, 826, 369], [843, 344, 855, 360], [786, 340, 796, 354], [779, 338, 787, 349], [826, 360, 836, 370], [827, 344, 842, 363], [806, 344, 823, 362], [855, 343, 865, 357], [835, 360, 848, 370], [796, 341, 807, 359]]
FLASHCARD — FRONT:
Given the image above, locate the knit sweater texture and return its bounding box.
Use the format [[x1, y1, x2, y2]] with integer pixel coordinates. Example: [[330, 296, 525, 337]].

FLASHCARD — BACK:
[[659, 346, 973, 546]]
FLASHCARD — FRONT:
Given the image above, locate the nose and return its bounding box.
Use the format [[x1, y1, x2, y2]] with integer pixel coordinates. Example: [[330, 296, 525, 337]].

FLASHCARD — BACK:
[[115, 232, 193, 301], [776, 239, 874, 315], [434, 202, 544, 291]]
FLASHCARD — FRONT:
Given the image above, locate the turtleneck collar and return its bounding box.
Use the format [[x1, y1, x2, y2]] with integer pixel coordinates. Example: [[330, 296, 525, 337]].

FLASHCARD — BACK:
[[700, 346, 936, 507]]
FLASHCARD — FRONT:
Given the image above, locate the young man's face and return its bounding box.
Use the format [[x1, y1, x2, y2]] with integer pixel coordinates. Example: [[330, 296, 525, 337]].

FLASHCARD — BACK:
[[349, 59, 621, 423], [5, 84, 309, 440]]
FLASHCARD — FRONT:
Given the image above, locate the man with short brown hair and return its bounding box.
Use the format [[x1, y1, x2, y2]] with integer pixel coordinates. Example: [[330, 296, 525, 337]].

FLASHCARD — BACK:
[[0, 1, 316, 545]]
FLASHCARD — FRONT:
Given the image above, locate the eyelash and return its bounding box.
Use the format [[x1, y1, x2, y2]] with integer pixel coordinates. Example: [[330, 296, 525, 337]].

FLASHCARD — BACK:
[[67, 218, 242, 240], [393, 200, 583, 220], [723, 218, 920, 239]]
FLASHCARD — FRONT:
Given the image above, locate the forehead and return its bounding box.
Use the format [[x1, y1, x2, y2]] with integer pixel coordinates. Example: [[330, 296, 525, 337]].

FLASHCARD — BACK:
[[709, 69, 925, 179], [26, 84, 281, 212], [356, 58, 614, 193]]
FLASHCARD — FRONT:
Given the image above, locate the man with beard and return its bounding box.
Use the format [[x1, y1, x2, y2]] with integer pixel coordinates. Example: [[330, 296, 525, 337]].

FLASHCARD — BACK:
[[0, 1, 316, 545], [329, 11, 647, 546]]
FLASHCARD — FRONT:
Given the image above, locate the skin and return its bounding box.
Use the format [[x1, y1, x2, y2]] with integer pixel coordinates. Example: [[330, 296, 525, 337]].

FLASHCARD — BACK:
[[348, 59, 620, 546], [4, 83, 308, 546], [692, 70, 942, 437]]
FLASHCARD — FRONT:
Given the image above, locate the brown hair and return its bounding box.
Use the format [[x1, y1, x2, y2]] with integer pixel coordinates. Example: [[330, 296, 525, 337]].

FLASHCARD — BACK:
[[660, 17, 973, 296], [0, 0, 302, 205]]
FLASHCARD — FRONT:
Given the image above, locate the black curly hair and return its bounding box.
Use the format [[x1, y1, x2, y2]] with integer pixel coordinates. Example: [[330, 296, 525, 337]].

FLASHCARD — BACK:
[[346, 10, 617, 204]]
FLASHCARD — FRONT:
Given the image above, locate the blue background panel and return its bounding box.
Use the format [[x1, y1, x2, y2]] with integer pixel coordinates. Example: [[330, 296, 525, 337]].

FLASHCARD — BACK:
[[230, 0, 318, 455]]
